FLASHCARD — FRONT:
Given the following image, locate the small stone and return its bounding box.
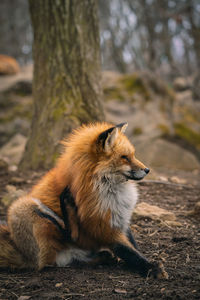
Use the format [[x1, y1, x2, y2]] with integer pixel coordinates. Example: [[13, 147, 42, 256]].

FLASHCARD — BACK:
[[1, 185, 25, 207], [194, 202, 200, 214], [114, 288, 127, 294], [173, 77, 190, 91], [0, 134, 27, 166], [0, 159, 8, 171], [186, 254, 190, 263], [187, 201, 200, 217], [133, 202, 176, 222], [159, 176, 168, 182], [9, 165, 18, 172], [170, 176, 186, 184], [10, 176, 25, 184], [18, 296, 31, 300], [55, 282, 63, 288]]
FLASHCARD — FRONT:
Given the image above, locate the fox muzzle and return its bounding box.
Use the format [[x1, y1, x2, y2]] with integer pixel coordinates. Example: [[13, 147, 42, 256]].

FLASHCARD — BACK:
[[125, 168, 150, 181]]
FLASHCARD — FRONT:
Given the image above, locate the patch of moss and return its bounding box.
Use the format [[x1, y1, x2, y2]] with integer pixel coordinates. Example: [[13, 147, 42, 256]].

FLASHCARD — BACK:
[[52, 105, 65, 121], [158, 124, 170, 135], [148, 77, 175, 103], [0, 104, 32, 124], [103, 86, 125, 102], [103, 72, 175, 105], [133, 127, 143, 135], [179, 106, 200, 123], [120, 74, 151, 102], [174, 123, 200, 150]]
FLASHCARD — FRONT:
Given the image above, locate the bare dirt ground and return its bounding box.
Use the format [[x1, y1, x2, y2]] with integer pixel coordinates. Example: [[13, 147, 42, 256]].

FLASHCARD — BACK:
[[0, 169, 200, 300]]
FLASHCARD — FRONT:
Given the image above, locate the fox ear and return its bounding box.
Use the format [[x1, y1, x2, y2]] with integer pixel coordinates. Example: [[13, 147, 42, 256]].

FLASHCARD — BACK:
[[97, 127, 119, 152], [105, 127, 119, 152], [116, 122, 128, 133]]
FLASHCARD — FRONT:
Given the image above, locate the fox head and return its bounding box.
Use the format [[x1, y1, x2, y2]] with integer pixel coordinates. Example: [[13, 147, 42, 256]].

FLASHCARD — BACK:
[[60, 122, 149, 186], [95, 122, 150, 182]]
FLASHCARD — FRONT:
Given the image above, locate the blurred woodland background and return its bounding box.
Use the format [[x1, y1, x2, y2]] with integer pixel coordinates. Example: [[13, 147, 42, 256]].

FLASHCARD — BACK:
[[0, 2, 200, 299], [0, 0, 200, 182]]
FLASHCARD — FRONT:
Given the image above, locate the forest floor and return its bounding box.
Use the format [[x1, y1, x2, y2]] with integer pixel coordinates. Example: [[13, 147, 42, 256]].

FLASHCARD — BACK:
[[0, 169, 200, 300]]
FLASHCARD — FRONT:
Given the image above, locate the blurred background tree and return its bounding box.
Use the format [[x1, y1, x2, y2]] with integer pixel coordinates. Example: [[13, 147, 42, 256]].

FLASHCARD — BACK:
[[0, 0, 200, 173], [99, 0, 200, 82], [0, 0, 32, 64], [1, 1, 200, 78], [19, 0, 104, 170], [1, 0, 199, 95]]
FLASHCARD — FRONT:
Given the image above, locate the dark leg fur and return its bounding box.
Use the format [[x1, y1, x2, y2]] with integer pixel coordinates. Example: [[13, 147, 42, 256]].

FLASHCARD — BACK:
[[60, 186, 76, 241], [60, 186, 79, 242], [113, 243, 152, 277], [59, 187, 168, 279], [113, 243, 168, 278], [127, 227, 138, 250]]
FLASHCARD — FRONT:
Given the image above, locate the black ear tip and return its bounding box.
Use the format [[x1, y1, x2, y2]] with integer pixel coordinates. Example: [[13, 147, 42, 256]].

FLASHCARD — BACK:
[[116, 122, 128, 128]]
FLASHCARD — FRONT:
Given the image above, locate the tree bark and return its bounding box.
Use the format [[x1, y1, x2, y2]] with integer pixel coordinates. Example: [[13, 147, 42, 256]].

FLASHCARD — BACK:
[[20, 0, 104, 170], [188, 3, 200, 100]]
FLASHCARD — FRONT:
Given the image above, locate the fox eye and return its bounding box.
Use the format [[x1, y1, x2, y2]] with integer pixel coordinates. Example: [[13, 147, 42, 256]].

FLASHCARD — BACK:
[[121, 155, 130, 163]]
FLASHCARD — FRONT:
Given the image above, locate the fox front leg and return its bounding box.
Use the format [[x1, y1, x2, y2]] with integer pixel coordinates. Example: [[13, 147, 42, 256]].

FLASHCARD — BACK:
[[112, 234, 168, 279], [127, 227, 138, 250], [60, 186, 79, 242]]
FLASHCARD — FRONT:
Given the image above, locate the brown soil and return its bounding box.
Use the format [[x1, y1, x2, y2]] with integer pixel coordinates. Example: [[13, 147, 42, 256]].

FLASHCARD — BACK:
[[0, 170, 200, 300]]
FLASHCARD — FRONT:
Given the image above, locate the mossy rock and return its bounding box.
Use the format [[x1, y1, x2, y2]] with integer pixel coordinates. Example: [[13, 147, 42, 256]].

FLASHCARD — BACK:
[[133, 127, 143, 135], [177, 105, 200, 124], [120, 74, 151, 102], [0, 103, 32, 124], [103, 86, 126, 102], [158, 124, 170, 136], [174, 123, 200, 150], [102, 71, 175, 105], [0, 90, 32, 145]]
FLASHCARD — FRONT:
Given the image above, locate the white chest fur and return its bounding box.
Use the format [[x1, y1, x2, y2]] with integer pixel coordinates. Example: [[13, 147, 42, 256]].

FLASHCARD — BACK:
[[97, 179, 138, 232]]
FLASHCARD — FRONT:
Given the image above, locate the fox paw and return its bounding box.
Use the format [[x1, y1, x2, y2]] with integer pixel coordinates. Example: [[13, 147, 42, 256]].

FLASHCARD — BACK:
[[91, 250, 118, 266], [148, 261, 168, 279]]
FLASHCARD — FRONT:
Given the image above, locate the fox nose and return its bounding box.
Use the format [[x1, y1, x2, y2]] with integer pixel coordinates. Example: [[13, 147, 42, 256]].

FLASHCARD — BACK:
[[144, 168, 150, 174]]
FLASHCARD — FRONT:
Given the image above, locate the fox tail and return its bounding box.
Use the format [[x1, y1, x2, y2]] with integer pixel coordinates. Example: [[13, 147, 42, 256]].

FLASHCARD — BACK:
[[0, 224, 30, 269]]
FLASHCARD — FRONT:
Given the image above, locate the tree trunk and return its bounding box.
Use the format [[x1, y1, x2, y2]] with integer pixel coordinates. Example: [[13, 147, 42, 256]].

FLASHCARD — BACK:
[[20, 0, 104, 170], [188, 3, 200, 100]]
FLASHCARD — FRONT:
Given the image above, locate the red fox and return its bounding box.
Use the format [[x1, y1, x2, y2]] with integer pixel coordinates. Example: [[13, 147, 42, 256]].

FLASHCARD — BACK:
[[0, 122, 168, 278]]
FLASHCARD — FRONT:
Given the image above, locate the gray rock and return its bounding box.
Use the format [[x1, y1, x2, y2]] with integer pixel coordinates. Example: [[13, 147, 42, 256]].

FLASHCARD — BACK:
[[1, 185, 25, 207], [0, 64, 33, 93], [0, 133, 27, 166], [0, 158, 8, 172], [187, 202, 200, 218], [135, 138, 200, 171], [132, 202, 182, 227], [133, 202, 176, 221], [173, 77, 191, 91]]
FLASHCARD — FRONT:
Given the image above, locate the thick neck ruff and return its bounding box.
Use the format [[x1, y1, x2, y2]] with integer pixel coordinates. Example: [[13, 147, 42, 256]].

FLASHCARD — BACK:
[[95, 176, 138, 232]]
